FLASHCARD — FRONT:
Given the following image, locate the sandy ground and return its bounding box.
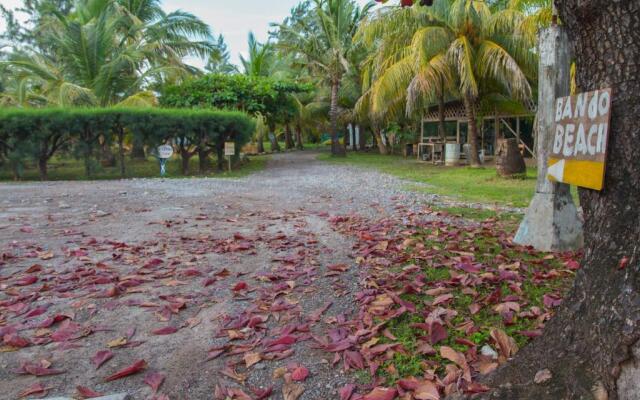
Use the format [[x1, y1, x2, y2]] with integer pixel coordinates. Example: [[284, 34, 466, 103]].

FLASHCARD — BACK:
[[0, 151, 445, 400]]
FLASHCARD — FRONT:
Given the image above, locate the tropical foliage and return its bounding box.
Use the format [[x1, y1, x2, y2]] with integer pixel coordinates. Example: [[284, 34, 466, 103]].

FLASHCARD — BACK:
[[356, 0, 541, 165], [275, 0, 375, 156], [0, 0, 215, 107]]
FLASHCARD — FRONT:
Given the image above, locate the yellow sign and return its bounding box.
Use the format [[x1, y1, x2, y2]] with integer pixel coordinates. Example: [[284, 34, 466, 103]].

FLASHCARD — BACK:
[[547, 88, 612, 191]]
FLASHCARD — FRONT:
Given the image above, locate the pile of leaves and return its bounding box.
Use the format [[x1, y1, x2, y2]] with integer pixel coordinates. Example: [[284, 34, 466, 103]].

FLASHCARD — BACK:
[[324, 206, 580, 399]]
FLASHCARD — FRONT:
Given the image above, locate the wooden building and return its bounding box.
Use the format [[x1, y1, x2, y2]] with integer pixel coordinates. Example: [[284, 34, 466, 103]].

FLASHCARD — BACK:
[[418, 100, 537, 163]]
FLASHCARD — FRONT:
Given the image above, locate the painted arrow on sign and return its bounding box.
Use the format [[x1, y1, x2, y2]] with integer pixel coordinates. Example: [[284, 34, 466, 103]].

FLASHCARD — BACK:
[[547, 159, 565, 182]]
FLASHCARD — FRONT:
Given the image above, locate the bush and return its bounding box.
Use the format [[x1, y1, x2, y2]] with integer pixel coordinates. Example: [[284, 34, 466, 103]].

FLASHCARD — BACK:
[[0, 107, 254, 180]]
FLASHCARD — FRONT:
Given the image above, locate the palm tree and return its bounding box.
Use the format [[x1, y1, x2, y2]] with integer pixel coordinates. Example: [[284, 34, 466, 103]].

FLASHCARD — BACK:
[[1, 0, 214, 107], [356, 0, 536, 166], [276, 0, 374, 156], [240, 32, 275, 77]]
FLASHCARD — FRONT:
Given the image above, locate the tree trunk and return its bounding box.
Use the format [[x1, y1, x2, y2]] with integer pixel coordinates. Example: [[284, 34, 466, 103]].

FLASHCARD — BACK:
[[373, 127, 388, 155], [330, 78, 346, 156], [38, 156, 48, 181], [268, 122, 281, 152], [118, 127, 125, 179], [257, 133, 265, 153], [198, 133, 211, 174], [462, 94, 482, 167], [131, 141, 146, 160], [284, 123, 295, 150], [198, 148, 210, 174], [482, 2, 640, 399], [181, 151, 191, 175], [359, 127, 367, 151], [295, 123, 304, 150], [216, 139, 225, 172], [495, 138, 526, 178], [438, 81, 447, 141]]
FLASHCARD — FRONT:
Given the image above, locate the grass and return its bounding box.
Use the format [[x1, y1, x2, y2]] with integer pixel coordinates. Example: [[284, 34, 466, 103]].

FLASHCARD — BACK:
[[318, 152, 538, 208], [0, 155, 269, 182], [374, 221, 575, 384]]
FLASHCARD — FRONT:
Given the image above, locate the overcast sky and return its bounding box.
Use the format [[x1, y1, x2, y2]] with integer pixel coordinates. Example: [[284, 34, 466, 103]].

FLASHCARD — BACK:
[[0, 0, 379, 68]]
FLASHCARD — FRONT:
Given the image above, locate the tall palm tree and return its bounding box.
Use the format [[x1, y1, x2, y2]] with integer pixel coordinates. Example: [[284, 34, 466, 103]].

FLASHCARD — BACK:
[[356, 0, 536, 166], [276, 0, 374, 156]]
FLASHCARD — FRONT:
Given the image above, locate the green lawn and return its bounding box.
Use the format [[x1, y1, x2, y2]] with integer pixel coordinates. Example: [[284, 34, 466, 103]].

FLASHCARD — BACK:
[[0, 155, 269, 182], [318, 152, 538, 208]]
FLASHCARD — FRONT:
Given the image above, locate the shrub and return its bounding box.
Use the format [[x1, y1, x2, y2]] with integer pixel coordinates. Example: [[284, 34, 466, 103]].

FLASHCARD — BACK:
[[0, 107, 254, 179]]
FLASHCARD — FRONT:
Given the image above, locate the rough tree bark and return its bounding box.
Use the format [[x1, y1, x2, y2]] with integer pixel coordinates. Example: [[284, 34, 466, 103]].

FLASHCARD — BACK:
[[482, 1, 640, 399], [372, 126, 388, 155], [462, 94, 482, 167], [268, 122, 281, 152], [284, 123, 295, 150], [330, 78, 346, 156]]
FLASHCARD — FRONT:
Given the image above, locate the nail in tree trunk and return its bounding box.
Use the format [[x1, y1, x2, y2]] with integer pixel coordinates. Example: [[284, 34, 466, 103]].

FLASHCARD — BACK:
[[463, 95, 482, 167], [330, 78, 346, 156], [481, 2, 640, 399]]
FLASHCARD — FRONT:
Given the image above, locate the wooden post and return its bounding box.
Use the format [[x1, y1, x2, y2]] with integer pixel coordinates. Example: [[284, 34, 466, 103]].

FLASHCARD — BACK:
[[514, 24, 583, 251]]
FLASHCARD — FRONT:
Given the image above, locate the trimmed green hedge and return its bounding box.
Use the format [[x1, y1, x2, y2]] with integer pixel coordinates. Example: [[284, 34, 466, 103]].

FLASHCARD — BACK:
[[0, 108, 255, 179]]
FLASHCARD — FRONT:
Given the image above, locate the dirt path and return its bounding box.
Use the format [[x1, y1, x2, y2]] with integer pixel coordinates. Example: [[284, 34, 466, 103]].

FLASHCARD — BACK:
[[0, 151, 442, 400]]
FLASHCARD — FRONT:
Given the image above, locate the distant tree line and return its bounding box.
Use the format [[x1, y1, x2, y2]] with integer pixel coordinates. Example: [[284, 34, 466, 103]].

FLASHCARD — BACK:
[[0, 108, 255, 180]]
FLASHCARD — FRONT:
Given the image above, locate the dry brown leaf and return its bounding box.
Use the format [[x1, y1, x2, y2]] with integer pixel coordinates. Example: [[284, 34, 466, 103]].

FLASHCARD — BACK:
[[283, 381, 304, 400], [107, 337, 128, 348], [244, 352, 262, 368]]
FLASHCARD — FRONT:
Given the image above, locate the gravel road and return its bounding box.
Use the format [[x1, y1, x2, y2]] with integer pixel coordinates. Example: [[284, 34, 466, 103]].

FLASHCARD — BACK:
[[0, 151, 452, 400]]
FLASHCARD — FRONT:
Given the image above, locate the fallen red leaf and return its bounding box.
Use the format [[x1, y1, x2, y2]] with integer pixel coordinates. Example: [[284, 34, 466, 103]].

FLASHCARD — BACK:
[[363, 387, 397, 400], [18, 382, 49, 398], [144, 371, 166, 393], [152, 326, 179, 335], [291, 366, 309, 382], [104, 359, 147, 382], [92, 350, 114, 369], [232, 281, 248, 291], [339, 384, 356, 400], [77, 386, 103, 399]]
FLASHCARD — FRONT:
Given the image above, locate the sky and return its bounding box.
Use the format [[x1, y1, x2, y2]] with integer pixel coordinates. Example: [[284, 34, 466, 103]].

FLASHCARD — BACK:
[[0, 0, 379, 69]]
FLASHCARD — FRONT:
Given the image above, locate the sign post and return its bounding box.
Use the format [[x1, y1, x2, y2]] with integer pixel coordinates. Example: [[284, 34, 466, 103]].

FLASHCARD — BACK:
[[514, 23, 583, 252], [547, 88, 612, 190], [224, 142, 235, 172], [157, 145, 174, 177]]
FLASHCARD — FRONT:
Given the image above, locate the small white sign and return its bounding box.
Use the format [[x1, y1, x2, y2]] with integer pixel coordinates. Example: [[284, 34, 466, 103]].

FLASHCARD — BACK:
[[225, 142, 235, 156], [157, 145, 174, 159]]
